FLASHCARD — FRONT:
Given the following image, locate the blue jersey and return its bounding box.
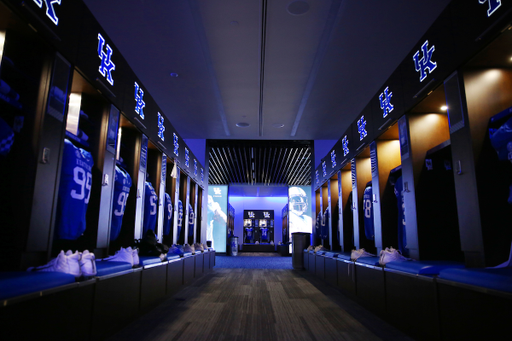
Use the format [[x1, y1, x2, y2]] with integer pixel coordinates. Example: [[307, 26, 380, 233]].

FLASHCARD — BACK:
[[260, 227, 268, 241], [315, 211, 322, 239], [363, 182, 374, 240], [245, 227, 253, 241], [321, 208, 329, 240], [110, 165, 132, 241], [143, 181, 157, 235], [56, 139, 94, 239], [177, 200, 183, 239], [163, 193, 172, 236], [394, 176, 407, 255], [188, 203, 195, 237]]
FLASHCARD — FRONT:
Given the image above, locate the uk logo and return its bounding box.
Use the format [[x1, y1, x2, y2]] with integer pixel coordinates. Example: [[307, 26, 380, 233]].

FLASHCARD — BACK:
[[331, 150, 336, 168], [173, 133, 179, 156], [157, 112, 165, 141], [479, 0, 501, 17], [316, 170, 319, 184], [97, 33, 116, 86], [264, 212, 270, 218], [413, 40, 437, 82], [185, 148, 190, 168], [357, 116, 367, 141], [248, 211, 255, 218], [201, 168, 204, 182], [379, 87, 394, 118], [194, 159, 198, 176], [33, 0, 60, 25], [214, 187, 222, 195], [322, 161, 327, 177], [134, 82, 145, 119], [342, 135, 349, 156]]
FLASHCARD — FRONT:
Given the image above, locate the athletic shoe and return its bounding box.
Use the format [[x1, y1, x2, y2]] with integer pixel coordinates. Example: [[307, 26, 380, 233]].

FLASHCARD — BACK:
[[351, 248, 375, 261], [194, 243, 204, 252], [379, 247, 411, 265], [102, 247, 134, 266], [306, 245, 314, 252], [80, 250, 97, 277], [270, 241, 274, 245], [27, 250, 68, 274], [255, 241, 259, 245], [170, 244, 185, 256], [65, 250, 82, 278], [314, 245, 327, 253], [127, 247, 140, 267], [184, 244, 195, 254]]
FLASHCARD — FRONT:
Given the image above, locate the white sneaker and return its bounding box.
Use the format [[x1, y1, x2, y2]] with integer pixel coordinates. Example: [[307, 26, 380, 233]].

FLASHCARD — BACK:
[[314, 245, 327, 253], [194, 243, 204, 252], [80, 250, 97, 277], [184, 244, 195, 254], [379, 247, 411, 265], [127, 247, 139, 267], [65, 250, 82, 278], [270, 241, 274, 245], [103, 247, 134, 266], [351, 248, 375, 261], [255, 241, 259, 245], [306, 245, 314, 252], [28, 250, 67, 273]]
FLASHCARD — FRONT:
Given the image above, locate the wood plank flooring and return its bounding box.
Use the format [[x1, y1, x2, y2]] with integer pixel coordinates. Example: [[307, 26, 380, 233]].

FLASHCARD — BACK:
[[107, 269, 413, 341]]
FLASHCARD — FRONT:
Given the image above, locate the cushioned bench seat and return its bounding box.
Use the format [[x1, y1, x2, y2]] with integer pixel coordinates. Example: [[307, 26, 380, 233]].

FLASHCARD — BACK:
[[386, 260, 464, 275], [0, 271, 76, 301], [355, 256, 380, 266], [167, 254, 181, 261], [182, 252, 193, 258], [324, 252, 338, 258], [316, 251, 326, 256], [438, 267, 512, 293], [336, 252, 352, 261], [95, 261, 133, 277], [138, 256, 165, 267]]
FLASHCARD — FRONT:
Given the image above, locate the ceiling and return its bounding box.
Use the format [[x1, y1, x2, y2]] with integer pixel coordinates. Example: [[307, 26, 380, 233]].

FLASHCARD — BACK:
[[82, 0, 452, 142]]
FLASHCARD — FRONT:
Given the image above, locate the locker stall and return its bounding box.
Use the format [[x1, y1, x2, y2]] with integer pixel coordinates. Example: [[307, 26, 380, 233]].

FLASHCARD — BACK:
[[314, 188, 321, 246], [144, 142, 163, 241], [321, 182, 330, 249], [177, 168, 188, 245], [188, 180, 197, 245], [340, 162, 354, 253], [163, 156, 176, 246], [353, 147, 374, 254], [329, 173, 341, 251], [404, 85, 462, 261]]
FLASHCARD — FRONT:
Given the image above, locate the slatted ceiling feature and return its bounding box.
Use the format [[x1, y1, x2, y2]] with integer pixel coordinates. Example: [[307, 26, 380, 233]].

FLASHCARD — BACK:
[[208, 140, 312, 186]]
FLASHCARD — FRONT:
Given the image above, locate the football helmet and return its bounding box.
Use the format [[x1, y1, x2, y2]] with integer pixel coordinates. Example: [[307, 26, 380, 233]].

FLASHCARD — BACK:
[[289, 187, 308, 214]]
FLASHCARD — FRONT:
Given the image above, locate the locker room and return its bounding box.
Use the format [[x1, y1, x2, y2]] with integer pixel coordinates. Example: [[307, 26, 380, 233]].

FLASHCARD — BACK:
[[1, 0, 511, 340]]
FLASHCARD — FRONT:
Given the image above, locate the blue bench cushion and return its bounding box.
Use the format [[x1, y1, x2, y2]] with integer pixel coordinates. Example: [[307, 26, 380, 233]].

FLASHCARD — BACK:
[[386, 260, 464, 275], [438, 267, 512, 293], [182, 252, 193, 258], [0, 271, 76, 301], [316, 251, 326, 256], [167, 254, 181, 261], [355, 256, 381, 266], [324, 252, 338, 258], [96, 261, 133, 276], [138, 256, 164, 266], [336, 252, 352, 261]]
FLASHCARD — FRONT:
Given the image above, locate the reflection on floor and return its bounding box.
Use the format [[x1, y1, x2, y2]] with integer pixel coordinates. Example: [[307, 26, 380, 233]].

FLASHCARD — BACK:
[[215, 254, 293, 269], [108, 268, 413, 341]]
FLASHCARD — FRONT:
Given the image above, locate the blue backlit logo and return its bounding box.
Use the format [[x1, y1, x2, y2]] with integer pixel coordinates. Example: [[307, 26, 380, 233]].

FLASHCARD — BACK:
[[185, 148, 190, 168], [33, 0, 60, 25], [173, 133, 179, 156], [357, 116, 367, 141], [97, 33, 116, 86], [379, 87, 394, 118], [214, 187, 222, 195], [479, 0, 501, 17], [331, 150, 336, 168], [413, 40, 437, 82], [322, 161, 327, 177], [201, 168, 204, 182], [134, 82, 145, 119], [248, 211, 255, 218], [342, 135, 349, 156], [264, 212, 270, 218], [316, 170, 319, 184], [194, 159, 198, 176], [157, 112, 165, 141]]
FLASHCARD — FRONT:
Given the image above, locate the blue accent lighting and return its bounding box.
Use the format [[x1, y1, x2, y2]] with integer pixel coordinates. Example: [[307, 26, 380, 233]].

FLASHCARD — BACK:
[[134, 82, 146, 119], [357, 116, 367, 141], [157, 112, 165, 141], [173, 133, 179, 156], [97, 33, 116, 86], [379, 87, 394, 118], [480, 0, 501, 17], [342, 135, 349, 156], [413, 40, 437, 82]]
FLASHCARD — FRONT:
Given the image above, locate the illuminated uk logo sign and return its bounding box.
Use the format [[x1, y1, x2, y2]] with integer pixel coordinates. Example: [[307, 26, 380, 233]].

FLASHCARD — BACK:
[[201, 168, 204, 182], [194, 159, 198, 176], [157, 113, 165, 141], [331, 150, 336, 168], [379, 87, 394, 118], [315, 170, 319, 184], [173, 133, 179, 156], [264, 212, 270, 218], [248, 211, 255, 218], [33, 0, 60, 25], [214, 187, 222, 195], [97, 34, 116, 86], [342, 135, 349, 156], [413, 40, 437, 82], [322, 161, 327, 177], [479, 0, 501, 17], [134, 82, 145, 119], [357, 116, 367, 141], [185, 148, 190, 168]]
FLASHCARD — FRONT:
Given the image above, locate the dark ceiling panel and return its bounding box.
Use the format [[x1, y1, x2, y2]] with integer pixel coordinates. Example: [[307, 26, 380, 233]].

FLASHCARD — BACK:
[[208, 140, 312, 186]]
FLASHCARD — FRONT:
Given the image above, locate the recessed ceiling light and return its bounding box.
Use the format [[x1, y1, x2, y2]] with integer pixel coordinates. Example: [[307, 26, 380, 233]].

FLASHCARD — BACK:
[[441, 105, 448, 111], [170, 73, 179, 77], [236, 122, 250, 128], [272, 123, 285, 128], [287, 1, 310, 16]]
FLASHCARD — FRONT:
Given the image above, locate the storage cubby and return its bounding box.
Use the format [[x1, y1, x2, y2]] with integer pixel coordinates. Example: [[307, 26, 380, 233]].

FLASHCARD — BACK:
[[144, 142, 162, 240], [354, 147, 374, 253], [321, 183, 330, 249], [163, 157, 176, 246], [177, 169, 188, 245], [314, 189, 321, 246], [340, 163, 353, 253], [329, 174, 341, 251]]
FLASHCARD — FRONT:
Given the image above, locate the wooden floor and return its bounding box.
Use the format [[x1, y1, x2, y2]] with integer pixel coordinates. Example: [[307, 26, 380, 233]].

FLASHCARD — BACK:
[[108, 268, 413, 341]]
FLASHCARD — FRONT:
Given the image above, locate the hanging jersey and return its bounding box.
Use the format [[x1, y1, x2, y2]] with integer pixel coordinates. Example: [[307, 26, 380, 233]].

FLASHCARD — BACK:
[[177, 200, 183, 239], [245, 227, 253, 241], [163, 193, 172, 236], [261, 227, 269, 241], [321, 208, 329, 240], [394, 176, 407, 255], [56, 139, 94, 240], [188, 203, 195, 237], [363, 182, 374, 240], [110, 165, 132, 241], [143, 181, 158, 235], [315, 211, 323, 240]]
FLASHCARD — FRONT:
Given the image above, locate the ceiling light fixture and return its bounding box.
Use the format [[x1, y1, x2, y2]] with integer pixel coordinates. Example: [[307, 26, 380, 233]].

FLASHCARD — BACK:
[[236, 122, 250, 127], [287, 1, 310, 16], [170, 73, 179, 77], [441, 105, 448, 111], [272, 123, 285, 128]]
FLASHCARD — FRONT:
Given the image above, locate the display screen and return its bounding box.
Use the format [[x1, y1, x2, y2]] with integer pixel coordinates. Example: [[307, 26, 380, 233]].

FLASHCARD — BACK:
[[207, 185, 228, 252], [288, 186, 313, 244]]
